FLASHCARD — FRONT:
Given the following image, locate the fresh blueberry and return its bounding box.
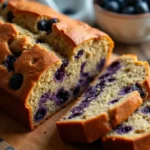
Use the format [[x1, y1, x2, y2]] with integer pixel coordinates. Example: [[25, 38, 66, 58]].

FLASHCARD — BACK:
[[97, 58, 106, 72], [96, 0, 109, 7], [63, 8, 76, 15], [37, 20, 48, 31], [4, 55, 17, 72], [34, 107, 47, 122], [115, 125, 133, 134], [105, 1, 120, 13], [75, 50, 84, 59], [9, 74, 23, 90], [7, 11, 14, 22], [136, 1, 149, 14], [117, 0, 126, 9], [123, 6, 136, 14], [108, 98, 120, 104], [141, 106, 150, 114], [55, 88, 70, 105], [1, 2, 8, 9], [133, 83, 146, 98], [127, 0, 142, 6], [46, 18, 59, 32]]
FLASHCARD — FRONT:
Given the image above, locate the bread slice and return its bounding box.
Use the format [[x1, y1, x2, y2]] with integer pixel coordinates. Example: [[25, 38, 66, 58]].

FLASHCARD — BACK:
[[0, 1, 113, 129], [56, 55, 150, 143], [103, 100, 150, 150]]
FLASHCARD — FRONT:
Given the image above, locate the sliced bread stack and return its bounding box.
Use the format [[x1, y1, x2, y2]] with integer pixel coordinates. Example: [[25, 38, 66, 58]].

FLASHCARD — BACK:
[[56, 55, 150, 144]]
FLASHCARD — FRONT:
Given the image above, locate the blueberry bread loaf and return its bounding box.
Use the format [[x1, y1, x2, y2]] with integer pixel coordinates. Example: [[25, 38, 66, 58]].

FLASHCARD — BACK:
[[0, 0, 113, 129], [103, 100, 150, 150], [56, 55, 150, 143]]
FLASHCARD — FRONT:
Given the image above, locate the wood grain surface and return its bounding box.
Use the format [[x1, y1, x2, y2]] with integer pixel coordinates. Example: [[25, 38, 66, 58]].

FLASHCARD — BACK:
[[0, 55, 118, 150]]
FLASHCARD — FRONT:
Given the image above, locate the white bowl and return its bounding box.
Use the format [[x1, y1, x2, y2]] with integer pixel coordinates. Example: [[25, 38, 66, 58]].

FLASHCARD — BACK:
[[94, 2, 150, 44]]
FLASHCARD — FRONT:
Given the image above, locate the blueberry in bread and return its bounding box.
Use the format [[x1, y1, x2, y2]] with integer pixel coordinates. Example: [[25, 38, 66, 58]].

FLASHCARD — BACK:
[[0, 0, 113, 129], [56, 55, 150, 143], [103, 100, 150, 150]]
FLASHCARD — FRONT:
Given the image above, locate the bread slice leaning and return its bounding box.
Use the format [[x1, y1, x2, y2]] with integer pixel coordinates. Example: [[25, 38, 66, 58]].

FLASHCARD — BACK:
[[102, 100, 150, 150], [56, 55, 150, 143]]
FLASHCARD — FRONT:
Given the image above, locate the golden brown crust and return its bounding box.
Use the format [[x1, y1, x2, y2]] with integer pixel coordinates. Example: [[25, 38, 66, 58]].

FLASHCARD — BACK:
[[8, 0, 114, 49], [56, 113, 112, 143], [102, 133, 150, 150], [109, 91, 142, 127]]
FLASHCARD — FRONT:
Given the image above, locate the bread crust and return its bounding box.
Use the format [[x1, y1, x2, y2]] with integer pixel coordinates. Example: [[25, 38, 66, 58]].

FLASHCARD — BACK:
[[8, 0, 114, 54], [102, 133, 150, 150]]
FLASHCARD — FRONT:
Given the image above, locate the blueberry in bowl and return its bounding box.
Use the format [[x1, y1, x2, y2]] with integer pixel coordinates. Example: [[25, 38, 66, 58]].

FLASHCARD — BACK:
[[94, 0, 150, 44]]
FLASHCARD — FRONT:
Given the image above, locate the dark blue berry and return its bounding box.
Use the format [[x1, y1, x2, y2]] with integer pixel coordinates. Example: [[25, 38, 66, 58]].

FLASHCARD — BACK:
[[115, 125, 133, 134], [63, 8, 76, 15], [1, 2, 8, 9], [7, 11, 14, 22], [38, 18, 59, 32], [46, 18, 59, 32], [105, 1, 120, 13], [136, 1, 149, 14], [96, 0, 109, 7], [5, 55, 17, 72], [109, 99, 120, 104], [34, 107, 47, 122], [127, 0, 142, 6], [97, 58, 106, 72], [9, 74, 23, 90], [141, 106, 150, 114], [75, 50, 84, 59], [55, 88, 70, 105], [37, 20, 48, 31], [123, 6, 136, 14]]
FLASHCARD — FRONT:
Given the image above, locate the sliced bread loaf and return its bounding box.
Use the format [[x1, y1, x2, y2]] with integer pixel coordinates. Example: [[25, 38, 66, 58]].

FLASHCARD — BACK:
[[56, 55, 150, 143], [0, 0, 113, 129]]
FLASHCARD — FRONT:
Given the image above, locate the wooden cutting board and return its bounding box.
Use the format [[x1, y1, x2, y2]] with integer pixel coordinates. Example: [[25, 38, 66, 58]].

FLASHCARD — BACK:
[[0, 55, 118, 150]]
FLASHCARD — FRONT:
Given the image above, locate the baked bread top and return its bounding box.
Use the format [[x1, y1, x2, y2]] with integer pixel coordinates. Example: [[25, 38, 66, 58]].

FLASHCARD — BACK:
[[0, 0, 113, 59]]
